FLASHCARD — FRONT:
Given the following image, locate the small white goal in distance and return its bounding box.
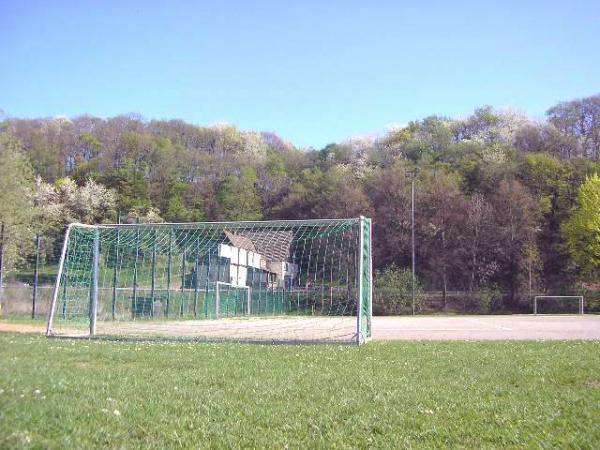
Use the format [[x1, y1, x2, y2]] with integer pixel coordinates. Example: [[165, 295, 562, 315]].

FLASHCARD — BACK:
[[533, 296, 584, 315], [214, 281, 251, 319]]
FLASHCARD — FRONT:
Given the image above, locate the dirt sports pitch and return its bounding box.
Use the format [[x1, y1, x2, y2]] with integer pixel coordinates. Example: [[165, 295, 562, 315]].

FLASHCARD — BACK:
[[1, 314, 599, 340], [372, 315, 600, 340]]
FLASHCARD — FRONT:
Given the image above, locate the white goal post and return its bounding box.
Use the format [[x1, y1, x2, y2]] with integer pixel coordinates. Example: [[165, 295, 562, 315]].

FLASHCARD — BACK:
[[215, 281, 251, 319], [533, 296, 584, 315]]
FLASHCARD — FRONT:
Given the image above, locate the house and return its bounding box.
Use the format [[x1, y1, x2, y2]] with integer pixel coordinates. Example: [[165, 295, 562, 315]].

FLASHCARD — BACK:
[[218, 229, 298, 288]]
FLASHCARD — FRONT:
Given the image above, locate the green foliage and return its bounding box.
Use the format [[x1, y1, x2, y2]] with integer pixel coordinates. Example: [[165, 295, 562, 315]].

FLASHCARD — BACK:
[[70, 132, 102, 182], [265, 149, 287, 178], [562, 173, 600, 277], [489, 179, 538, 302], [4, 95, 600, 303], [217, 166, 262, 221], [374, 264, 423, 314], [106, 159, 152, 212], [520, 153, 571, 213], [0, 134, 36, 277], [477, 285, 503, 313], [165, 181, 203, 222]]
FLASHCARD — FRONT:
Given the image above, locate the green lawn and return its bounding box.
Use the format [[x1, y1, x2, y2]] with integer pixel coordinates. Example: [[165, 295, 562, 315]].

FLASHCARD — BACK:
[[0, 334, 598, 449]]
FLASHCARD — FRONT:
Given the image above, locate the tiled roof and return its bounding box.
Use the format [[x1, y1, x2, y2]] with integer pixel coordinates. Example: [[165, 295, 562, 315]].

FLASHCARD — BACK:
[[224, 229, 294, 262], [223, 230, 257, 253]]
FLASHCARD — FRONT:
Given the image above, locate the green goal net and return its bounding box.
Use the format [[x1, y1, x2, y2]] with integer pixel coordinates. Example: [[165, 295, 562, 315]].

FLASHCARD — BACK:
[[47, 217, 373, 344]]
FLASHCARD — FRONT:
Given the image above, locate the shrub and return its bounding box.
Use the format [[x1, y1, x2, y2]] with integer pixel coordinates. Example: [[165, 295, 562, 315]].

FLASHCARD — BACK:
[[374, 264, 423, 314]]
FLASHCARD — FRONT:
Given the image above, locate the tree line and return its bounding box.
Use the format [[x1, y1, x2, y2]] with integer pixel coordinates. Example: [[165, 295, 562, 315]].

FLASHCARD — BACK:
[[0, 94, 599, 312]]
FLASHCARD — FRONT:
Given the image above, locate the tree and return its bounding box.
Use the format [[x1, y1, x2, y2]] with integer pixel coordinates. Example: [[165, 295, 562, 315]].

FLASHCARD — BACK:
[[216, 167, 262, 221], [547, 95, 600, 159], [0, 133, 36, 313], [453, 106, 501, 144], [366, 162, 412, 268], [330, 168, 370, 218], [490, 179, 538, 304], [417, 169, 467, 306], [562, 174, 600, 277], [213, 124, 245, 157], [518, 153, 572, 288], [273, 167, 326, 220], [414, 116, 453, 153], [463, 193, 496, 296], [258, 149, 291, 218], [69, 132, 102, 182], [34, 177, 117, 227], [4, 99, 600, 311], [311, 166, 371, 219], [376, 126, 414, 166], [104, 159, 151, 213]]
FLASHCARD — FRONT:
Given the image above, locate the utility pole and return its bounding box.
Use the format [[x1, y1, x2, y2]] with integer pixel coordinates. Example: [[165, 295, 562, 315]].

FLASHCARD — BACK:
[[0, 223, 5, 314], [411, 169, 417, 315]]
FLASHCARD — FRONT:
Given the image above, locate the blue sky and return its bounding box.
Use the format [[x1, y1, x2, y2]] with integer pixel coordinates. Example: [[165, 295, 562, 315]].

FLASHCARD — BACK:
[[1, 1, 599, 148]]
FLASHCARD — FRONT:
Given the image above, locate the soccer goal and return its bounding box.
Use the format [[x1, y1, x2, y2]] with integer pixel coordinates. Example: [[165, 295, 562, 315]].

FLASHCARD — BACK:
[[214, 281, 251, 318], [533, 296, 584, 315], [46, 217, 372, 344]]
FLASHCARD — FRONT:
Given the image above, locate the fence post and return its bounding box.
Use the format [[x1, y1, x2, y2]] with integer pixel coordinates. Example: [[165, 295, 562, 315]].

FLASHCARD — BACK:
[[132, 219, 140, 319], [166, 229, 172, 318], [32, 234, 41, 319], [180, 248, 186, 316], [90, 228, 100, 336], [216, 282, 220, 319], [151, 229, 156, 316], [193, 240, 199, 318], [204, 251, 211, 318], [112, 215, 120, 320]]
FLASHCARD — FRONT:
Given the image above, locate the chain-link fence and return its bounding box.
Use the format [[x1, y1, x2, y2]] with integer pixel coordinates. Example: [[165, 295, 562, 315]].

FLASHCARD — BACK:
[[1, 231, 598, 320], [373, 288, 600, 315], [3, 283, 597, 320], [0, 285, 53, 318]]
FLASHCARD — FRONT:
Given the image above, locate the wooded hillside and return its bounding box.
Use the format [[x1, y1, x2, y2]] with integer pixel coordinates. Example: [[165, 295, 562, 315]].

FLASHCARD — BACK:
[[1, 94, 599, 310]]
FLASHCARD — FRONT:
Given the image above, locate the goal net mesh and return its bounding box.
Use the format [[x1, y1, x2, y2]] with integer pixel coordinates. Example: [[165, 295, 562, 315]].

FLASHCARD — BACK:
[[47, 218, 372, 344], [534, 296, 584, 315]]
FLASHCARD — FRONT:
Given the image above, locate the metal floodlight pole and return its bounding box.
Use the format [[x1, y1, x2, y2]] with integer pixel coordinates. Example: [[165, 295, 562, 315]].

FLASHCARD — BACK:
[[0, 223, 5, 313]]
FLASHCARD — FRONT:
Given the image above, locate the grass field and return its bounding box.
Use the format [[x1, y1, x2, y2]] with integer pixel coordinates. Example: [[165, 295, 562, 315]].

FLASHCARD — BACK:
[[0, 333, 598, 448]]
